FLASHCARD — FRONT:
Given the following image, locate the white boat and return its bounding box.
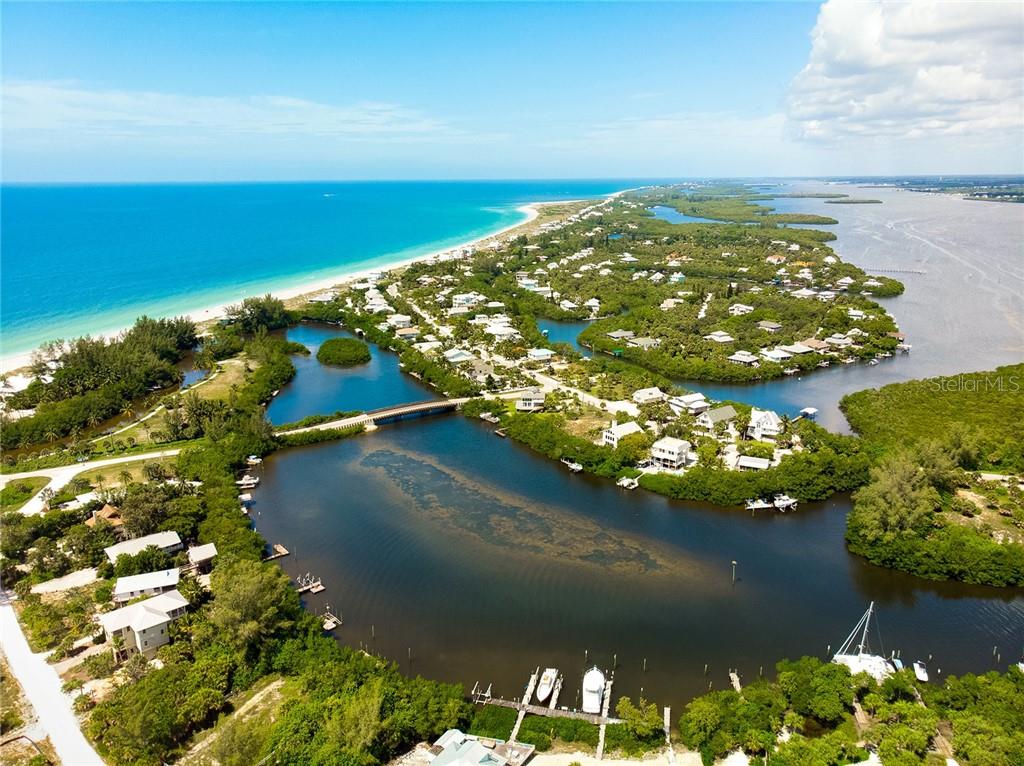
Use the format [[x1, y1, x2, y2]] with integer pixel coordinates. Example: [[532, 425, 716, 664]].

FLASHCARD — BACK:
[[783, 367, 799, 375], [832, 602, 895, 682], [246, 455, 263, 465], [238, 493, 253, 503], [581, 666, 606, 714], [561, 459, 583, 473], [536, 668, 558, 703], [913, 661, 929, 682], [800, 407, 818, 418], [235, 475, 260, 487], [868, 359, 879, 366], [817, 360, 830, 368], [745, 498, 773, 511], [616, 476, 639, 490], [891, 657, 904, 671], [773, 494, 798, 511]]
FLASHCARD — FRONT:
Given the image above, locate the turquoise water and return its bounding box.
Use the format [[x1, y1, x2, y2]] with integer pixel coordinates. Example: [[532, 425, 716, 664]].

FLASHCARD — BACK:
[[1, 180, 643, 356]]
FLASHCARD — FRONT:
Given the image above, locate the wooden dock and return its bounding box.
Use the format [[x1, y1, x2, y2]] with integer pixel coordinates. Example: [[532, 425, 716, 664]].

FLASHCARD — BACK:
[[263, 543, 289, 561], [663, 707, 676, 765], [508, 668, 539, 743], [595, 675, 614, 760], [296, 577, 325, 594], [322, 605, 342, 631], [548, 676, 563, 710]]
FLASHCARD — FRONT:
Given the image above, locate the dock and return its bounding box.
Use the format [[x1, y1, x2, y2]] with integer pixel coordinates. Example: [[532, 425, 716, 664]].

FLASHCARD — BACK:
[[472, 676, 622, 728], [663, 707, 676, 765], [595, 675, 614, 759], [322, 605, 342, 631], [263, 543, 289, 561], [548, 676, 563, 710], [508, 668, 539, 743], [296, 574, 325, 594]]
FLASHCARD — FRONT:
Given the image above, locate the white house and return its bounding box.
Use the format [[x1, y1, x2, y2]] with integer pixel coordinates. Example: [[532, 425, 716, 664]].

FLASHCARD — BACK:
[[97, 589, 188, 658], [559, 299, 578, 311], [761, 348, 793, 364], [443, 348, 476, 364], [651, 437, 690, 470], [704, 331, 735, 343], [747, 408, 784, 440], [668, 392, 710, 415], [728, 350, 760, 366], [825, 333, 854, 348], [187, 543, 218, 571], [386, 314, 412, 329], [527, 348, 555, 362], [736, 455, 771, 471], [757, 320, 782, 333], [791, 288, 817, 299], [515, 388, 545, 413], [728, 303, 754, 317], [627, 337, 661, 350], [112, 568, 180, 604], [602, 421, 644, 449], [104, 531, 183, 565], [697, 405, 738, 431], [632, 387, 665, 405]]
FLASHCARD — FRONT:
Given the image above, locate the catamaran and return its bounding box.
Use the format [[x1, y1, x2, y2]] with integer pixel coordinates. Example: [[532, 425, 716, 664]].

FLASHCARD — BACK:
[[581, 666, 606, 714], [536, 668, 558, 703], [832, 601, 895, 682]]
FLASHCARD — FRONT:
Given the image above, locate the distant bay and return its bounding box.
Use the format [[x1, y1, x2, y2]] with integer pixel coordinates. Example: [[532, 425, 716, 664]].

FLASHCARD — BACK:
[[0, 180, 643, 358]]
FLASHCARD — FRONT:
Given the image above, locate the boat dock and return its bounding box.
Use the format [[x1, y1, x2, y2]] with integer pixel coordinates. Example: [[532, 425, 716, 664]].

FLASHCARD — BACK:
[[263, 543, 289, 561], [296, 573, 325, 594], [471, 675, 622, 728], [322, 605, 342, 631], [595, 674, 615, 759], [663, 707, 676, 765]]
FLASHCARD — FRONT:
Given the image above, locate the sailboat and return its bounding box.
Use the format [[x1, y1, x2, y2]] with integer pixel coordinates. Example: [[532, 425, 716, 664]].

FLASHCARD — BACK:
[[832, 602, 895, 681]]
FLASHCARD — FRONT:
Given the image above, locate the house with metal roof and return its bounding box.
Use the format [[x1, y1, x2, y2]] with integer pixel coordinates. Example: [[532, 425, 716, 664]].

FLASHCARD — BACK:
[[98, 589, 188, 658], [104, 531, 183, 564], [112, 568, 180, 604]]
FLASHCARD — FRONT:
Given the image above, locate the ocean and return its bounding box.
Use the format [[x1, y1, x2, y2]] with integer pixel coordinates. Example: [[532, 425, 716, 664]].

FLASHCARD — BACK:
[[0, 180, 644, 357]]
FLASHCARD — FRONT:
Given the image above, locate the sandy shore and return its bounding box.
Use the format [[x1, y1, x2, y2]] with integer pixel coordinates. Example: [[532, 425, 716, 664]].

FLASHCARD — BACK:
[[0, 197, 597, 375]]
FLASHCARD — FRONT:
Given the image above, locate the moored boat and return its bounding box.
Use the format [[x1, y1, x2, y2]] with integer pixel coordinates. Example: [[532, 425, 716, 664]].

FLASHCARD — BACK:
[[832, 602, 895, 682], [561, 458, 583, 472], [581, 666, 605, 714], [616, 476, 639, 490], [773, 494, 798, 511], [913, 661, 929, 682], [745, 498, 773, 512], [536, 667, 558, 703]]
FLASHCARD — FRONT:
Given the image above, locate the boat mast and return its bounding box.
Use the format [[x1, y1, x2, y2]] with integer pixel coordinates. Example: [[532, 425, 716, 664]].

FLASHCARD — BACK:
[[857, 601, 874, 655]]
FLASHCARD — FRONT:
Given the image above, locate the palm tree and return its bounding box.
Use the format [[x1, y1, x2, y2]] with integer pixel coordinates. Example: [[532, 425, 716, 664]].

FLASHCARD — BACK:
[[118, 469, 133, 487]]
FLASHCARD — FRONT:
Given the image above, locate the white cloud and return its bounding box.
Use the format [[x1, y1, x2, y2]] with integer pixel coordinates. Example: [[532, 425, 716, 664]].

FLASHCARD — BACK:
[[2, 81, 462, 144], [787, 0, 1024, 141]]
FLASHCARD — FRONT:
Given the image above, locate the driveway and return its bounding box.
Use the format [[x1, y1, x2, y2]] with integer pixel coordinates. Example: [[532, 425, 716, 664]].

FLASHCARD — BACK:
[[0, 592, 106, 765]]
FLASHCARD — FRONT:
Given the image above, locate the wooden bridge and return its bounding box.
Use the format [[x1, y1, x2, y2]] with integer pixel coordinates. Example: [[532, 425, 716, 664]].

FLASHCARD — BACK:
[[276, 398, 470, 436]]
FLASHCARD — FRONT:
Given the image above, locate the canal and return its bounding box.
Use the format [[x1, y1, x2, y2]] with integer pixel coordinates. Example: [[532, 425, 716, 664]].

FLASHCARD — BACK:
[[249, 183, 1023, 707]]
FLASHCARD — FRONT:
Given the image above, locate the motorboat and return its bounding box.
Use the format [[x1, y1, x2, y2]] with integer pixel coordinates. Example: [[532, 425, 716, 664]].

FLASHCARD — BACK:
[[581, 666, 606, 714], [561, 459, 583, 473], [745, 498, 773, 512], [832, 602, 895, 682], [913, 661, 929, 682], [773, 494, 798, 511], [616, 476, 639, 490], [536, 668, 558, 703]]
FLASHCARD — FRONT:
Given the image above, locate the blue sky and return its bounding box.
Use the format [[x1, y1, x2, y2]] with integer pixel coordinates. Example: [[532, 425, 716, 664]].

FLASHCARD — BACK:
[[3, 1, 1022, 181]]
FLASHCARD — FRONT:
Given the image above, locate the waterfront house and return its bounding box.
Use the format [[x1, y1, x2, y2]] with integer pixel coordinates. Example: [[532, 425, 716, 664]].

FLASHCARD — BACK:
[[606, 329, 635, 341], [800, 337, 830, 351], [395, 326, 421, 341], [85, 504, 123, 530], [187, 543, 218, 572], [728, 350, 760, 366], [98, 589, 188, 658], [747, 408, 784, 441], [697, 405, 738, 431], [515, 388, 545, 413], [558, 299, 578, 311], [527, 348, 555, 362], [791, 288, 817, 299], [602, 420, 644, 449], [728, 303, 754, 317], [113, 568, 180, 604], [736, 455, 771, 471], [757, 320, 783, 333], [627, 336, 661, 350], [761, 348, 792, 364], [431, 730, 509, 766], [825, 334, 854, 348], [704, 331, 735, 343], [651, 437, 691, 470], [632, 387, 665, 405], [836, 276, 855, 288], [668, 392, 710, 416], [443, 349, 476, 365], [779, 343, 813, 355], [104, 531, 183, 565]]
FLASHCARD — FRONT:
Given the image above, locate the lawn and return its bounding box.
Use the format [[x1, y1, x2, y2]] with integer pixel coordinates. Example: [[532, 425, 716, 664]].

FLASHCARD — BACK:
[[0, 476, 49, 512]]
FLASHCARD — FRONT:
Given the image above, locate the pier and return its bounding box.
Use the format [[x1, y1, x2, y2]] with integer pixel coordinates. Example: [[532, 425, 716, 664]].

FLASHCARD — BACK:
[[295, 573, 325, 594], [322, 605, 342, 631], [263, 543, 289, 561], [471, 673, 623, 729], [595, 675, 614, 759]]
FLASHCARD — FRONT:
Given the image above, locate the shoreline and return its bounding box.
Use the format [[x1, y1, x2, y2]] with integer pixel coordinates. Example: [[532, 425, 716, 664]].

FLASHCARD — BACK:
[[0, 196, 601, 374]]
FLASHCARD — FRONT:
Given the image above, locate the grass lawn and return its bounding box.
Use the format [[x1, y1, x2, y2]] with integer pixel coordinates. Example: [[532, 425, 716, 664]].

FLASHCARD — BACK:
[[0, 476, 49, 512], [75, 456, 179, 489]]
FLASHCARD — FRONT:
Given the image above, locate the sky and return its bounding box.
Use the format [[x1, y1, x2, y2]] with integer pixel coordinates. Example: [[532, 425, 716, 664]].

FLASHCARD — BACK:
[[2, 0, 1022, 181]]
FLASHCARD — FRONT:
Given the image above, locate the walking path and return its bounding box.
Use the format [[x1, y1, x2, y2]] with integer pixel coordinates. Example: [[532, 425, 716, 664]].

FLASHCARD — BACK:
[[0, 449, 182, 516], [0, 592, 106, 766]]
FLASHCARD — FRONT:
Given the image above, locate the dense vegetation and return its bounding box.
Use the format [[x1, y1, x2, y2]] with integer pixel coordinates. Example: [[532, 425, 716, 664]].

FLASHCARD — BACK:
[[846, 437, 1024, 587], [316, 337, 371, 366], [1, 317, 197, 450], [840, 364, 1024, 472]]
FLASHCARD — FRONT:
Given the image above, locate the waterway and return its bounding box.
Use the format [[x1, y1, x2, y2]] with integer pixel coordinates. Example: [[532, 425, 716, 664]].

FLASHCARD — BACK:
[[248, 184, 1023, 708]]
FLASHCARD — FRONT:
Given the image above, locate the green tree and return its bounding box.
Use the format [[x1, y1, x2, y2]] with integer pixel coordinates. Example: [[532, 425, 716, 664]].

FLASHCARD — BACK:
[[207, 559, 299, 655]]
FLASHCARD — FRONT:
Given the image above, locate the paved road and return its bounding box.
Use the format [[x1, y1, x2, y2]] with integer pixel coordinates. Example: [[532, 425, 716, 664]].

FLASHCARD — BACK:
[[0, 593, 106, 765], [0, 449, 182, 516]]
